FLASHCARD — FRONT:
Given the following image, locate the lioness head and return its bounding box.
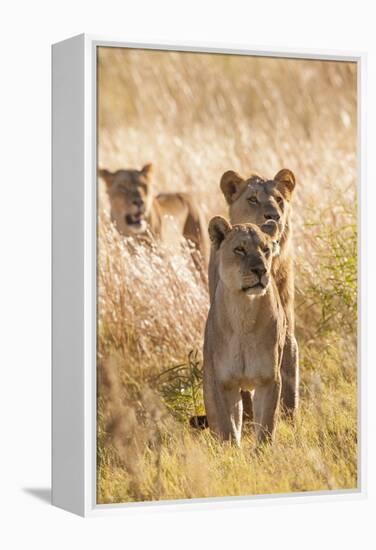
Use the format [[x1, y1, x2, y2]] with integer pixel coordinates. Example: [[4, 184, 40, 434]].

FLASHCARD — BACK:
[[209, 216, 279, 296], [99, 164, 154, 235], [220, 169, 296, 242]]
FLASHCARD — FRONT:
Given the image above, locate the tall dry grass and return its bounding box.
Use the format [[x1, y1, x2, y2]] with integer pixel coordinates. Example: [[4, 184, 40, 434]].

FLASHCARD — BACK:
[[96, 48, 357, 504]]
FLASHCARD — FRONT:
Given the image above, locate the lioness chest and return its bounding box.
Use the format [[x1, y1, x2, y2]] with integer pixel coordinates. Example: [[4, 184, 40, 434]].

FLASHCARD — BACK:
[[213, 332, 278, 390], [208, 296, 280, 390]]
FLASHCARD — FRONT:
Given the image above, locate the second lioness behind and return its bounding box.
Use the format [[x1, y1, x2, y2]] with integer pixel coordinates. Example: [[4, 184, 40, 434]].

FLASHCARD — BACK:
[[209, 168, 298, 415]]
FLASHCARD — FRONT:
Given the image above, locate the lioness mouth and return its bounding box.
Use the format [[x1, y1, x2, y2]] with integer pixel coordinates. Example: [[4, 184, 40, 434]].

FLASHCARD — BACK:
[[126, 213, 143, 227], [242, 282, 265, 292]]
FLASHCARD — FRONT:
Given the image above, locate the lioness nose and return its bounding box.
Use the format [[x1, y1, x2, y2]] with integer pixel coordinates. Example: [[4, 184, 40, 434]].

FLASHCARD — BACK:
[[252, 266, 267, 279], [132, 198, 144, 208], [264, 213, 280, 221]]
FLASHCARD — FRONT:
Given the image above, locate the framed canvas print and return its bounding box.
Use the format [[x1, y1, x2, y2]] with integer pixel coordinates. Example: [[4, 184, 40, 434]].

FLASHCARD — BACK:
[[52, 34, 365, 517]]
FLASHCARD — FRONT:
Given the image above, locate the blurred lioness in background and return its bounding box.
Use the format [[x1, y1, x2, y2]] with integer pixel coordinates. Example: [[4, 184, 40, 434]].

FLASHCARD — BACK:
[[99, 163, 209, 268]]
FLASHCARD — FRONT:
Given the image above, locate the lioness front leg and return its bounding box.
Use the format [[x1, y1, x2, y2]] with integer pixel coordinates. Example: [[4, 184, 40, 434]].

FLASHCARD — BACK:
[[280, 333, 299, 416], [204, 370, 243, 445], [203, 361, 222, 436], [220, 383, 243, 446], [253, 376, 281, 445], [203, 361, 232, 439]]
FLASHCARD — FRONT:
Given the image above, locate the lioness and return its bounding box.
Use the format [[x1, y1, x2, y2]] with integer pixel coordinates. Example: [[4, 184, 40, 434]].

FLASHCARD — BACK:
[[204, 217, 286, 445], [208, 168, 298, 415], [99, 163, 209, 266]]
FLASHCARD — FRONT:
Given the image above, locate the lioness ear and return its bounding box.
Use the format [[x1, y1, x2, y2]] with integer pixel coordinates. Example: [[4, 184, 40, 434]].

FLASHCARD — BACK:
[[99, 168, 115, 189], [260, 220, 279, 240], [220, 171, 247, 205], [208, 216, 232, 249], [141, 163, 153, 180], [274, 169, 296, 197]]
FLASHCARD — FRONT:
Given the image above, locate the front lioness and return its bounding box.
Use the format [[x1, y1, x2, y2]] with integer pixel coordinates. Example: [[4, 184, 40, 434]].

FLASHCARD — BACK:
[[208, 168, 298, 415], [99, 163, 209, 265], [204, 217, 286, 445]]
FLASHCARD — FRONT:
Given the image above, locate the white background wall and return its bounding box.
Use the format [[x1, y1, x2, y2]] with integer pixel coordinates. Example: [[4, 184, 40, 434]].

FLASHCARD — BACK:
[[0, 1, 375, 548]]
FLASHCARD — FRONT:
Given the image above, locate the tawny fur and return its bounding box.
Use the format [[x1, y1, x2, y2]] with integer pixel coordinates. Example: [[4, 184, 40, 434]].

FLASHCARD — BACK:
[[204, 217, 286, 445]]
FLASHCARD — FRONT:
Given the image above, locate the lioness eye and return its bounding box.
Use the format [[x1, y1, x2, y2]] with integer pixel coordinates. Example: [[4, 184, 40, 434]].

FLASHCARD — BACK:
[[263, 247, 270, 256], [248, 196, 258, 204], [234, 247, 246, 256], [276, 196, 283, 205]]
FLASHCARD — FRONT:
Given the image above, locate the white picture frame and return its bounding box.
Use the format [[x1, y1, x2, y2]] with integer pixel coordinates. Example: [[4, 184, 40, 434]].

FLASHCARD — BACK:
[[52, 34, 366, 517]]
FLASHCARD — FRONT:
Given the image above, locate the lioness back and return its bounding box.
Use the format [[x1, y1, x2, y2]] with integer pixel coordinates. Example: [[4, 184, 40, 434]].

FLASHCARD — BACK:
[[156, 192, 209, 262]]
